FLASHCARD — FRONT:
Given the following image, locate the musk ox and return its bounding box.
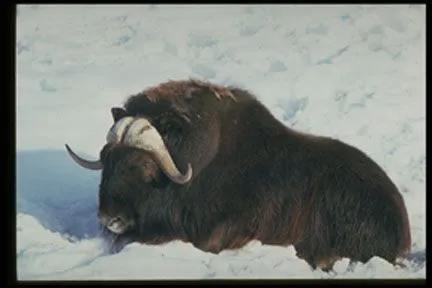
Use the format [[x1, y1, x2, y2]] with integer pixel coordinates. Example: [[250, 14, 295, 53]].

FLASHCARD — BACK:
[[66, 78, 411, 271]]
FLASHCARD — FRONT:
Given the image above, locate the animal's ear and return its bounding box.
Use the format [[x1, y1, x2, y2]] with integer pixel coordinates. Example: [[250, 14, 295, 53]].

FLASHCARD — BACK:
[[111, 107, 127, 123]]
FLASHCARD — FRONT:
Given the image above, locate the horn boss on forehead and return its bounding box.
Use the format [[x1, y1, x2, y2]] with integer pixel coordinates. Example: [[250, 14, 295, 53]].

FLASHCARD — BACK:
[[108, 117, 193, 185], [106, 116, 136, 144]]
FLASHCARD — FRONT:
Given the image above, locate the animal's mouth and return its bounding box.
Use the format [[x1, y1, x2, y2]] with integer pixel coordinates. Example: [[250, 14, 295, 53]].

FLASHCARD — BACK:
[[100, 215, 134, 235], [106, 217, 127, 234]]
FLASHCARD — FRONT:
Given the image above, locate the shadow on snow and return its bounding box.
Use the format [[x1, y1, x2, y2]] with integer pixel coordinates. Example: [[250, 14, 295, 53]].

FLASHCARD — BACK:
[[17, 149, 102, 240]]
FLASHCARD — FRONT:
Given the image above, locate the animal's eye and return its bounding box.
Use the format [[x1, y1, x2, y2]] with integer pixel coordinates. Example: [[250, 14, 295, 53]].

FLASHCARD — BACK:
[[131, 165, 142, 173]]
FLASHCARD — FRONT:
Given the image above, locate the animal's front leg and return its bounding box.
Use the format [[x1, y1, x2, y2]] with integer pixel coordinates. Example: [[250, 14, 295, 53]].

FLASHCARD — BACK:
[[135, 220, 187, 246]]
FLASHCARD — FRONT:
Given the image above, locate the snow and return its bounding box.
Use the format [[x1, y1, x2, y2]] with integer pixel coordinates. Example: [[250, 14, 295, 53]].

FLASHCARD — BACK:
[[16, 4, 425, 280]]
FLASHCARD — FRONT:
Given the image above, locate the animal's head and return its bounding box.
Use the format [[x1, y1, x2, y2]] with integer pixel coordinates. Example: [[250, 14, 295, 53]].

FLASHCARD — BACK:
[[65, 108, 192, 235], [65, 79, 236, 234]]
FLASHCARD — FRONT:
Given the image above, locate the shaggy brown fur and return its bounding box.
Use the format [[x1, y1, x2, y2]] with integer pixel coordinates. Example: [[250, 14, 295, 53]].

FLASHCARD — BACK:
[[95, 78, 411, 271], [142, 78, 236, 103]]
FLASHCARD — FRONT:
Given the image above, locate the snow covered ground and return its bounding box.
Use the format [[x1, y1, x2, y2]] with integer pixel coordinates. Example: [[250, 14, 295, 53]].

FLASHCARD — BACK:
[[16, 4, 425, 280]]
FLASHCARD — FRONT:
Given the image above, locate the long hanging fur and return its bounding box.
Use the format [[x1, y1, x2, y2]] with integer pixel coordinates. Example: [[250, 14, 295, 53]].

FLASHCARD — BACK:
[[91, 79, 411, 271]]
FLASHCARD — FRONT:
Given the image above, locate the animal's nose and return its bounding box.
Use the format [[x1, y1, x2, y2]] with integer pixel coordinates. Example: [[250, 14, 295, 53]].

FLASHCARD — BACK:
[[107, 216, 122, 227], [105, 216, 128, 234]]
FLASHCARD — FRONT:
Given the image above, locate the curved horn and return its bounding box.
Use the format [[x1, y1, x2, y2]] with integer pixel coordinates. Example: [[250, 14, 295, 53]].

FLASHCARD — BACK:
[[65, 144, 103, 170], [123, 118, 193, 184]]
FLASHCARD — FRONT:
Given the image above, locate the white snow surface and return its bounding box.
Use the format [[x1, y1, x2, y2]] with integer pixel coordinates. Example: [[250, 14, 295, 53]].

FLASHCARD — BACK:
[[16, 4, 425, 280]]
